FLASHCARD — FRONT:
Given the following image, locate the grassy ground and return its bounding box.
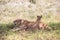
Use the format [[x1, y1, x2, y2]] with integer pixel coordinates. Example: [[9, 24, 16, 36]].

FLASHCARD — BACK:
[[0, 11, 60, 40], [0, 21, 60, 40], [0, 13, 60, 40], [0, 0, 60, 40]]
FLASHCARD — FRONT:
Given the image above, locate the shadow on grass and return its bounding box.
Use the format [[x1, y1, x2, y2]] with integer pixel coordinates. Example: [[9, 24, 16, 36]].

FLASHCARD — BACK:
[[0, 23, 14, 32], [0, 22, 60, 40], [0, 22, 60, 33], [0, 23, 14, 40], [49, 22, 60, 30]]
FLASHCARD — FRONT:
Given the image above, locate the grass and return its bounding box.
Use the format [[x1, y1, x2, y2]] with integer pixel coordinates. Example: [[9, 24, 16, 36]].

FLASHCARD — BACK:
[[0, 1, 60, 40], [0, 22, 60, 40], [0, 0, 60, 40], [48, 22, 60, 30], [0, 13, 60, 40]]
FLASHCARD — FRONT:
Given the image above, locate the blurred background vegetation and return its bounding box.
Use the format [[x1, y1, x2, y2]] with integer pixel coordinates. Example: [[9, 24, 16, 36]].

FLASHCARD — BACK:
[[0, 0, 60, 40]]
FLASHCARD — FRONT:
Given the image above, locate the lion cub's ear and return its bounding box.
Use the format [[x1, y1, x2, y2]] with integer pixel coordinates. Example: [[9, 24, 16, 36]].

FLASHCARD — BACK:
[[37, 15, 42, 19]]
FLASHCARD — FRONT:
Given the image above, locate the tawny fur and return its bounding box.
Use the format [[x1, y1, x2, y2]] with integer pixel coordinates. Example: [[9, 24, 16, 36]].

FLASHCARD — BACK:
[[25, 15, 42, 30], [39, 22, 48, 30], [13, 19, 22, 27], [13, 15, 48, 31]]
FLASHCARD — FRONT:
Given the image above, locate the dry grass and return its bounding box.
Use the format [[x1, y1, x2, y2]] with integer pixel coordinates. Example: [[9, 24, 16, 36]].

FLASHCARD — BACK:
[[0, 22, 60, 40], [0, 0, 60, 40], [0, 29, 60, 40]]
